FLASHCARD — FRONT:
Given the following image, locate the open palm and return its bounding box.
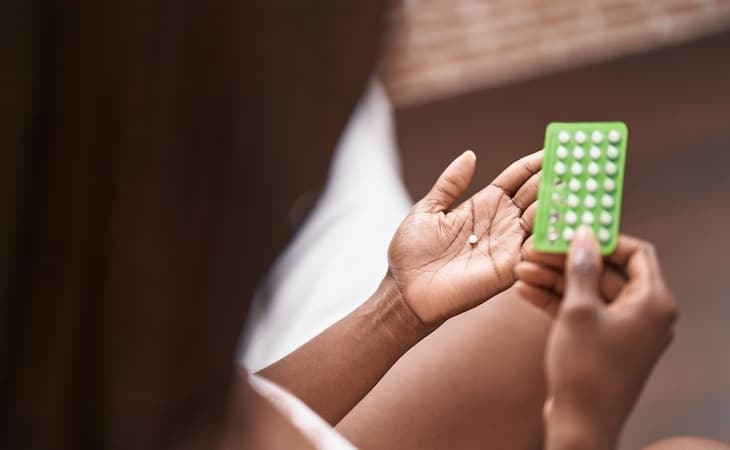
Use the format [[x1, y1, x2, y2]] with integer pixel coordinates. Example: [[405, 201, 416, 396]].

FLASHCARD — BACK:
[[388, 150, 543, 326]]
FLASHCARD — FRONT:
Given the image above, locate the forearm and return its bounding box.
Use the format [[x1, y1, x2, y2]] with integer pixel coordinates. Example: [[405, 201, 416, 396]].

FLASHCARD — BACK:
[[256, 275, 429, 424]]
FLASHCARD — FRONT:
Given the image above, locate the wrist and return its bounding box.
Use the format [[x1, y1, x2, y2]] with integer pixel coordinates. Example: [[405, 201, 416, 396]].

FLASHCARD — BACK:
[[545, 402, 617, 450], [363, 274, 431, 354]]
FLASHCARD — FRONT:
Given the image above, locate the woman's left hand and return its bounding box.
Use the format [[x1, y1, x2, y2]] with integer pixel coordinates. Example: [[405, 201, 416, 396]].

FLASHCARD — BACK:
[[388, 150, 543, 327]]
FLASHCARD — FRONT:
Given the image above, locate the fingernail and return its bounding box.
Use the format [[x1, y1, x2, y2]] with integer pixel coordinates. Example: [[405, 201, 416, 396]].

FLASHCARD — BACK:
[[464, 149, 476, 160], [571, 226, 596, 270]]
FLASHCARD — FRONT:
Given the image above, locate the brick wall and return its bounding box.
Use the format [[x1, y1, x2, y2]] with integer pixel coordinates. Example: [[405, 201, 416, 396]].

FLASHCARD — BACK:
[[382, 0, 730, 105]]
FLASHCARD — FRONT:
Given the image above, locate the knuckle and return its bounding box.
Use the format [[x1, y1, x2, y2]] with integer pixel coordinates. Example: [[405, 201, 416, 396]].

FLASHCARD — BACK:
[[570, 256, 599, 277], [660, 296, 680, 324], [563, 298, 599, 322], [645, 290, 679, 326], [640, 241, 658, 260], [518, 216, 530, 233], [520, 244, 532, 262]]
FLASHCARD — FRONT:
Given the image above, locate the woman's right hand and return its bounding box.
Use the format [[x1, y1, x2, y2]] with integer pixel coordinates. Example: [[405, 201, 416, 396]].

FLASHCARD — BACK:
[[517, 228, 679, 450]]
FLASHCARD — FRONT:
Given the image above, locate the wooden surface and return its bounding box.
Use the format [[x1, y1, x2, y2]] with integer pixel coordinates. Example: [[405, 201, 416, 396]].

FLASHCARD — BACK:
[[383, 0, 730, 105], [394, 29, 730, 448]]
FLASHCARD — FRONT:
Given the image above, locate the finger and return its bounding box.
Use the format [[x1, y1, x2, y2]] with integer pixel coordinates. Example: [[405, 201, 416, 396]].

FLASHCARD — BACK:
[[419, 150, 477, 213], [519, 201, 538, 235], [605, 234, 644, 267], [606, 235, 662, 284], [517, 257, 626, 306], [512, 171, 541, 211], [490, 150, 544, 197], [515, 261, 561, 291], [515, 281, 561, 317], [563, 226, 603, 316], [600, 267, 627, 301], [521, 236, 566, 270]]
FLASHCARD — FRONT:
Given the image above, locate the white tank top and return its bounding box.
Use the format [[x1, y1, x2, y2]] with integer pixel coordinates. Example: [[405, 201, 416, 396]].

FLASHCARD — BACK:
[[249, 374, 357, 450]]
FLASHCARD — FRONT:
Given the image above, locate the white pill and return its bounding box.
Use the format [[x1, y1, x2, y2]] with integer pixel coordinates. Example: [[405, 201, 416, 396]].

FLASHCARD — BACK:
[[602, 194, 614, 208], [603, 178, 616, 191], [586, 178, 598, 192], [567, 194, 580, 208], [587, 162, 600, 176], [573, 146, 585, 159], [468, 234, 478, 244], [605, 161, 617, 175], [554, 161, 566, 175], [575, 131, 587, 144], [565, 210, 578, 225], [582, 211, 595, 225], [606, 145, 619, 159], [608, 129, 621, 143], [598, 227, 611, 243], [558, 130, 570, 143], [591, 130, 603, 144], [563, 227, 575, 241], [571, 162, 583, 175], [569, 178, 581, 192], [584, 195, 596, 208], [600, 210, 612, 225], [556, 146, 568, 159], [589, 146, 602, 159]]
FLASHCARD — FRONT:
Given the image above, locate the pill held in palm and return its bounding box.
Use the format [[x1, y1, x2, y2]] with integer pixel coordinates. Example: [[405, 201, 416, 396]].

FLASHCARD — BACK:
[[468, 234, 478, 244]]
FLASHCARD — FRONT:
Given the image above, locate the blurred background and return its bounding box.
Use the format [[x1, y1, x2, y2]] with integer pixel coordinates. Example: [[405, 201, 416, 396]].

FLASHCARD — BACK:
[[378, 0, 730, 448]]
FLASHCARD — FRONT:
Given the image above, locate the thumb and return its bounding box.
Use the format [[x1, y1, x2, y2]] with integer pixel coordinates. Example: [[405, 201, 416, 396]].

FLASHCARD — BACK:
[[563, 226, 603, 313], [419, 150, 476, 213]]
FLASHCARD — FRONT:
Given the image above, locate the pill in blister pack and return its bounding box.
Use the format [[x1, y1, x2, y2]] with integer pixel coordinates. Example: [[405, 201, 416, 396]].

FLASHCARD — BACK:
[[533, 122, 628, 254]]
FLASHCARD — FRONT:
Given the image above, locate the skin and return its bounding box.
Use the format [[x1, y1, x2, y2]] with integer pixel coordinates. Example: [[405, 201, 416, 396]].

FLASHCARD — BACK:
[[519, 228, 680, 449], [243, 154, 728, 450], [257, 150, 544, 424]]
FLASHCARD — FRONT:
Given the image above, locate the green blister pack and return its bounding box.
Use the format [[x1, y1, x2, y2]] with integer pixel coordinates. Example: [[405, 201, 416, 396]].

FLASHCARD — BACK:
[[533, 122, 628, 255]]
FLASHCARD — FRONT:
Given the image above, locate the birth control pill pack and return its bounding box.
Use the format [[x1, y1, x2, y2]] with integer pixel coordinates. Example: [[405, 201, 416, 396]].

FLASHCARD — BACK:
[[533, 122, 628, 255]]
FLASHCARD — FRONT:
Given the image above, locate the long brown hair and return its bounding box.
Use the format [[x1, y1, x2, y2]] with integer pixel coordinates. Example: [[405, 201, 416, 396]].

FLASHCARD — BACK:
[[1, 2, 386, 449]]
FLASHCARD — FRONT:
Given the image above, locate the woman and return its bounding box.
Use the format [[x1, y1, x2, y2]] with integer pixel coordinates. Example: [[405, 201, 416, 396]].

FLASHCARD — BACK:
[[5, 1, 727, 449]]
